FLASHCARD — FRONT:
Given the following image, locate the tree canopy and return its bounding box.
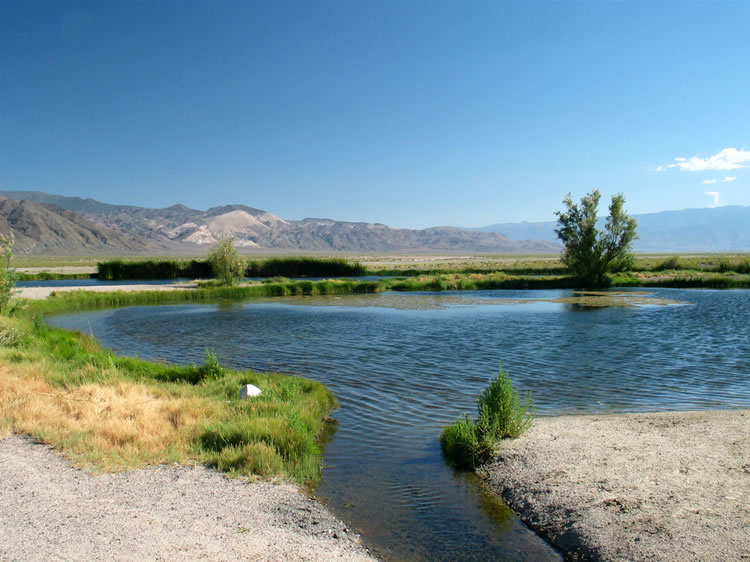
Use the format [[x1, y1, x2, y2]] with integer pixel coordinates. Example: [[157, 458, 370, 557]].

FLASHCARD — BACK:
[[554, 190, 638, 286]]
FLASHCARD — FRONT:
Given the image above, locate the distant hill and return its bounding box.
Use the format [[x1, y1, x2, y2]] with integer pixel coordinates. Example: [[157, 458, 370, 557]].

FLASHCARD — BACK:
[[471, 205, 750, 252], [0, 191, 559, 254], [0, 196, 168, 255]]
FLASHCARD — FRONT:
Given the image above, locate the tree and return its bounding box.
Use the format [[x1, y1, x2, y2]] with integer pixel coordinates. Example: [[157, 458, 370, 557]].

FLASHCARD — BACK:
[[0, 234, 17, 315], [208, 239, 246, 286], [554, 189, 638, 286]]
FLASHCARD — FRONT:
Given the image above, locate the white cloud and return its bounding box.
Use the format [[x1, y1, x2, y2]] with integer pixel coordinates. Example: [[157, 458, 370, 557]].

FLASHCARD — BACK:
[[702, 176, 736, 185], [704, 191, 721, 207], [654, 165, 667, 172], [664, 147, 750, 171]]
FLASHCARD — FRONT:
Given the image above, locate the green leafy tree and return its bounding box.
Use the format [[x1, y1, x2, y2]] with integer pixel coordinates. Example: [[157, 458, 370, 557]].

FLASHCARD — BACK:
[[0, 234, 17, 315], [208, 239, 246, 286], [554, 189, 638, 286]]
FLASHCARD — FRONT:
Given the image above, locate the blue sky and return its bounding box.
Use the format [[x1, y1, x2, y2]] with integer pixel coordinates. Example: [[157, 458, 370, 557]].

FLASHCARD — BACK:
[[1, 0, 748, 229]]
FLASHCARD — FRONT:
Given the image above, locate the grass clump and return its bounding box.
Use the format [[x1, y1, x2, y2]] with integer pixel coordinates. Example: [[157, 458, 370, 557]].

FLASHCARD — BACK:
[[440, 365, 534, 470]]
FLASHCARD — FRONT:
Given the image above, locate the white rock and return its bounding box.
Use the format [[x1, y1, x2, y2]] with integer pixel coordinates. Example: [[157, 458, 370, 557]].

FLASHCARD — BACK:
[[240, 384, 262, 399]]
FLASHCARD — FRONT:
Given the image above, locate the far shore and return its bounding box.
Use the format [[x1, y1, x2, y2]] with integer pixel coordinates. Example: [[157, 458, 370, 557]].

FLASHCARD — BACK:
[[479, 409, 750, 561], [15, 283, 199, 300]]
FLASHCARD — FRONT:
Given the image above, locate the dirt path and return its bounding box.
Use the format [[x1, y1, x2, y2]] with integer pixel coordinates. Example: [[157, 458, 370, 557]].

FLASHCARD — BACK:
[[0, 436, 376, 561], [479, 409, 750, 561]]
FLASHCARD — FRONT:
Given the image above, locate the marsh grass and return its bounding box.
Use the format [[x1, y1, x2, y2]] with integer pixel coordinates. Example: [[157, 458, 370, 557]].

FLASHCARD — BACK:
[[0, 314, 336, 486], [97, 257, 367, 281], [247, 257, 367, 277], [16, 272, 94, 281], [440, 366, 534, 470], [98, 259, 212, 280], [610, 271, 750, 288]]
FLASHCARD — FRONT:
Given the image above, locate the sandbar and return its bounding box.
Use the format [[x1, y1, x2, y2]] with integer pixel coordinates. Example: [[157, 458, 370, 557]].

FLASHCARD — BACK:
[[480, 409, 750, 561]]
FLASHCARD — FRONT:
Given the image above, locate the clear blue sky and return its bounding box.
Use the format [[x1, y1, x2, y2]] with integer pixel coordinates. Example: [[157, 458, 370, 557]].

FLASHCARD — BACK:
[[1, 0, 748, 229]]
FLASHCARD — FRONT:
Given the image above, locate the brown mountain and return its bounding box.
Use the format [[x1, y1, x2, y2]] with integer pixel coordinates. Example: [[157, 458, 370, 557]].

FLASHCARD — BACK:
[[0, 196, 169, 255], [0, 191, 560, 254]]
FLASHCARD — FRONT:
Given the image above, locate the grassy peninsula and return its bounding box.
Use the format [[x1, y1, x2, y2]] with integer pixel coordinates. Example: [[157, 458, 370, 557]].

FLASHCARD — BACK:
[[0, 310, 336, 487]]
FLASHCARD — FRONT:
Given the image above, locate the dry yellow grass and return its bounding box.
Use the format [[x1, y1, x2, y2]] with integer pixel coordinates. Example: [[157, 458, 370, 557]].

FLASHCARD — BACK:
[[0, 363, 220, 470]]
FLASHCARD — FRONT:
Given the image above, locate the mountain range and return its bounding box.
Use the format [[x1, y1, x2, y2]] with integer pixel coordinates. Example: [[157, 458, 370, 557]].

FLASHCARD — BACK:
[[471, 205, 750, 252], [0, 191, 558, 255], [1, 190, 747, 255]]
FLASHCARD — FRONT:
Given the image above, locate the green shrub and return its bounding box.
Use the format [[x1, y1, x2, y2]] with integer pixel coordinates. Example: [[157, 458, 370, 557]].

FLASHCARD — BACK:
[[440, 365, 534, 470], [653, 256, 682, 271], [440, 416, 480, 470], [477, 366, 535, 440], [198, 348, 224, 380], [0, 235, 17, 315], [208, 240, 246, 286]]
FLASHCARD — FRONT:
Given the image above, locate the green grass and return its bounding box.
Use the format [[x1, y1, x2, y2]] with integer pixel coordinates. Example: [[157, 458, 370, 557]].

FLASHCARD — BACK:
[[0, 312, 336, 486], [12, 279, 383, 318], [440, 366, 534, 470]]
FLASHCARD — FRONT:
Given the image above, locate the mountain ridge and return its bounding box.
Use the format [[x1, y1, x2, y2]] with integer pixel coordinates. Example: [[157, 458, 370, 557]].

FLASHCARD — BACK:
[[469, 205, 750, 252], [0, 191, 558, 254]]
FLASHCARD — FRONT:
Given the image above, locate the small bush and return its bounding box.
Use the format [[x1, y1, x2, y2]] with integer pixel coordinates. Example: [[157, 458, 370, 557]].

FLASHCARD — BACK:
[[198, 348, 224, 380], [440, 365, 534, 470], [440, 416, 480, 470], [0, 235, 17, 315], [654, 256, 682, 271]]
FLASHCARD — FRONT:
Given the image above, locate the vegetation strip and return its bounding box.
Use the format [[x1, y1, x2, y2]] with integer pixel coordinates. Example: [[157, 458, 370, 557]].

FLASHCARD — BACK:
[[97, 257, 367, 280]]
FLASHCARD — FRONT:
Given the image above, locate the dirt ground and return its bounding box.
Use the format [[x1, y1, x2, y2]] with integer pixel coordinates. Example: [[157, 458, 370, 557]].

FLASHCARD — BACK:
[[480, 409, 750, 561], [0, 436, 376, 561]]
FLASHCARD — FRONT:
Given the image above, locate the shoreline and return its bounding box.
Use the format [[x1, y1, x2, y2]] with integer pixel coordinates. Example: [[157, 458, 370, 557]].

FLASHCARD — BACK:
[[0, 435, 376, 561], [15, 283, 198, 300], [479, 409, 750, 561]]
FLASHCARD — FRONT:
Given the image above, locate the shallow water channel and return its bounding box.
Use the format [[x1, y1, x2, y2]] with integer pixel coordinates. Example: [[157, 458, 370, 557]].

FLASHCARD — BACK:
[[49, 288, 750, 560]]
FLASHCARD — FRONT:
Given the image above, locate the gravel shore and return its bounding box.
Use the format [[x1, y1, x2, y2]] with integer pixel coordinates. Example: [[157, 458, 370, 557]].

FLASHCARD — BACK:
[[0, 436, 376, 561], [15, 284, 197, 300], [479, 409, 750, 561]]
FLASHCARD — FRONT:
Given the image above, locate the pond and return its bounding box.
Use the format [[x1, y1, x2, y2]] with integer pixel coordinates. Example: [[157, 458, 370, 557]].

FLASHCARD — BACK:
[[49, 288, 750, 560]]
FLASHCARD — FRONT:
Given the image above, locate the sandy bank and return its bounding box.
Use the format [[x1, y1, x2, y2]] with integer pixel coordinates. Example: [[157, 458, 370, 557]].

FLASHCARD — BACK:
[[479, 410, 750, 561], [0, 436, 375, 561], [15, 283, 197, 300]]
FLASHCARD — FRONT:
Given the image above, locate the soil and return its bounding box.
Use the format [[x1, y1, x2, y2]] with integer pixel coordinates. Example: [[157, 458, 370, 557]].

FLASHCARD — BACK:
[[0, 435, 376, 561], [479, 409, 750, 561]]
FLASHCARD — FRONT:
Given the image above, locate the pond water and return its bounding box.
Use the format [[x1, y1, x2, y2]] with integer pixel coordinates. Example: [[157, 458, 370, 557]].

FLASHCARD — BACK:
[[49, 288, 750, 560]]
